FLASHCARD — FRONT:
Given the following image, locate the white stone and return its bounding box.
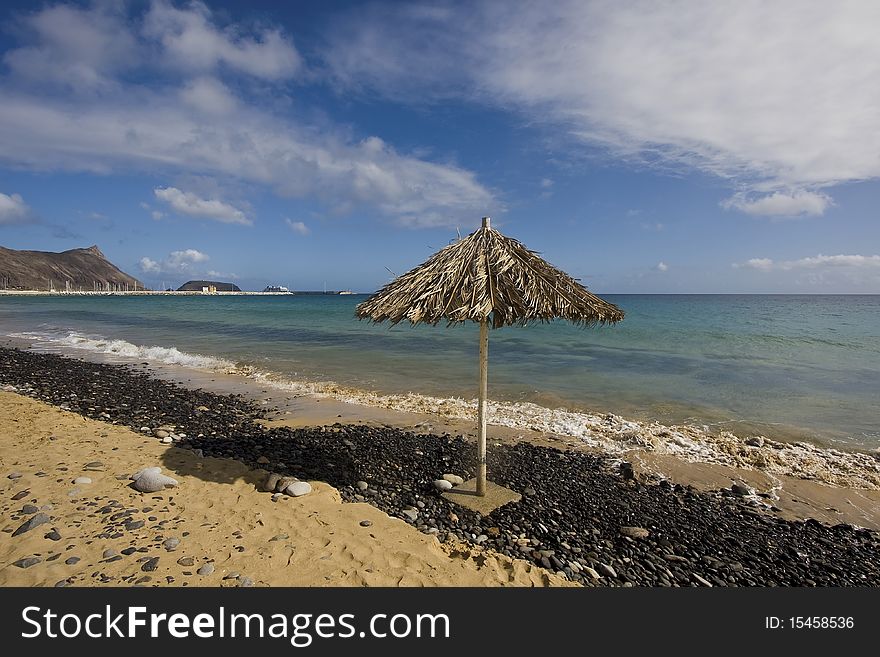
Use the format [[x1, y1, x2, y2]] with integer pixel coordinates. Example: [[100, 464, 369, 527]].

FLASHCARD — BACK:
[[433, 479, 453, 490], [73, 477, 92, 485], [130, 466, 162, 480], [284, 481, 312, 497], [162, 437, 173, 444], [442, 474, 464, 486], [132, 470, 178, 493]]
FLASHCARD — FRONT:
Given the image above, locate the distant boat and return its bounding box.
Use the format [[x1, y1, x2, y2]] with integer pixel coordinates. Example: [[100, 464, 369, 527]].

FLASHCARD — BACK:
[[338, 290, 354, 295], [263, 285, 291, 293]]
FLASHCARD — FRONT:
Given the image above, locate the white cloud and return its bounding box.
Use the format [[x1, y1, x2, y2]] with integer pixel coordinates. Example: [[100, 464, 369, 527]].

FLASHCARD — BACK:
[[138, 256, 161, 273], [179, 77, 238, 115], [139, 248, 210, 276], [540, 178, 553, 188], [206, 269, 237, 280], [154, 187, 251, 225], [285, 218, 310, 235], [0, 3, 495, 229], [151, 210, 164, 221], [656, 261, 668, 272], [3, 3, 138, 91], [721, 191, 832, 218], [143, 0, 301, 80], [322, 1, 880, 215], [735, 254, 880, 271], [737, 258, 775, 272], [0, 192, 31, 224]]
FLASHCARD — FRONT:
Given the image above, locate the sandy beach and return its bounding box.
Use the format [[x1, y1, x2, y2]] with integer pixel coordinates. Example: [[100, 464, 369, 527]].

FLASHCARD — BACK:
[[0, 390, 567, 587], [2, 346, 879, 588]]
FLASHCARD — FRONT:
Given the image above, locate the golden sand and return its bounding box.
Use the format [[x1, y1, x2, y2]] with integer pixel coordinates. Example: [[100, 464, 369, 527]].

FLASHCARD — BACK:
[[0, 391, 568, 587]]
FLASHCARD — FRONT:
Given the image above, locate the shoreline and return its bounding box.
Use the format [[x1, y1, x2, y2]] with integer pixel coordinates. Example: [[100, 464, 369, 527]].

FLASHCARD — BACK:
[[2, 346, 879, 588], [5, 331, 879, 495]]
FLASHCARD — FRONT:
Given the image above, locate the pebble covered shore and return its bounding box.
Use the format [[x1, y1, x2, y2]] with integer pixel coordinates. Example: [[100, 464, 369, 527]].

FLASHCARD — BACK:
[[2, 346, 879, 587]]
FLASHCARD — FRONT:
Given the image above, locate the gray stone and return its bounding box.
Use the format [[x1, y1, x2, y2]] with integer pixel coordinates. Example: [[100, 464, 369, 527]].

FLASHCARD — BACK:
[[84, 461, 104, 469], [359, 520, 373, 527], [197, 563, 215, 576], [256, 456, 270, 464], [433, 479, 453, 491], [597, 563, 618, 578], [132, 469, 178, 493], [284, 481, 312, 497], [402, 508, 419, 521], [620, 526, 650, 539], [14, 556, 42, 569], [693, 573, 713, 587], [269, 533, 289, 541], [7, 472, 22, 479], [177, 556, 195, 567], [65, 556, 81, 565], [12, 512, 51, 536], [263, 473, 282, 492], [125, 519, 145, 530], [523, 487, 536, 496], [73, 477, 92, 485], [141, 557, 160, 572], [274, 476, 299, 493], [103, 549, 118, 559], [239, 577, 255, 588], [582, 566, 602, 580], [11, 490, 29, 501], [21, 504, 39, 515], [153, 429, 169, 439], [745, 436, 765, 447], [442, 474, 464, 486], [356, 481, 369, 491], [45, 529, 62, 541], [164, 538, 180, 551], [731, 482, 753, 496], [223, 572, 240, 580]]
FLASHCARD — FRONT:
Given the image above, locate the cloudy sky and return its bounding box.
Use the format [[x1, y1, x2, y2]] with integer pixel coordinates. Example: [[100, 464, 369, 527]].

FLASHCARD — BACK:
[[1, 0, 879, 292]]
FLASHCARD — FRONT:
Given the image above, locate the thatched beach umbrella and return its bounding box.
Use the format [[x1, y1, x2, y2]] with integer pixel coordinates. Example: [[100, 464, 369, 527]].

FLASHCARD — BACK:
[[356, 217, 624, 497]]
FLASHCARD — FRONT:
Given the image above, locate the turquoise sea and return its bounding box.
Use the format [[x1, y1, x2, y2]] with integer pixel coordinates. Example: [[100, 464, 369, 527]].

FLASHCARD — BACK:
[[1, 294, 878, 450]]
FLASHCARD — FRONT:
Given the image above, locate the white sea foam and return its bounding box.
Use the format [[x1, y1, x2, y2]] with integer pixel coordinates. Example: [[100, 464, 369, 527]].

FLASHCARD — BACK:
[[248, 371, 880, 490], [8, 329, 880, 490], [8, 331, 234, 370]]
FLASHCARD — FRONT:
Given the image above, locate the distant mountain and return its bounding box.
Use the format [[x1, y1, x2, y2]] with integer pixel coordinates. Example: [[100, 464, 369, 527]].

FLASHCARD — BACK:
[[0, 245, 142, 291], [177, 280, 241, 292]]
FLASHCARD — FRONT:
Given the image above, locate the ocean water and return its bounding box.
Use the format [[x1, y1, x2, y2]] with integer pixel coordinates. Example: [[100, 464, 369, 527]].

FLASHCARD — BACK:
[[1, 294, 878, 451]]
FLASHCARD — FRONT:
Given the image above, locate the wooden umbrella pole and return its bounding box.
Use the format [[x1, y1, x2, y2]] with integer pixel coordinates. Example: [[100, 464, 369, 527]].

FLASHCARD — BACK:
[[477, 317, 489, 496]]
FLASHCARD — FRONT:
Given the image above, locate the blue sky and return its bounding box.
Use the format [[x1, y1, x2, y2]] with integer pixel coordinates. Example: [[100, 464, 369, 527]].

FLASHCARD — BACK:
[[1, 0, 879, 292]]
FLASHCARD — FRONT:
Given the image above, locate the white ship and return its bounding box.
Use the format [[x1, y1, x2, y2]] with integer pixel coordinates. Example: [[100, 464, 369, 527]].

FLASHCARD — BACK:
[[262, 285, 291, 293]]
